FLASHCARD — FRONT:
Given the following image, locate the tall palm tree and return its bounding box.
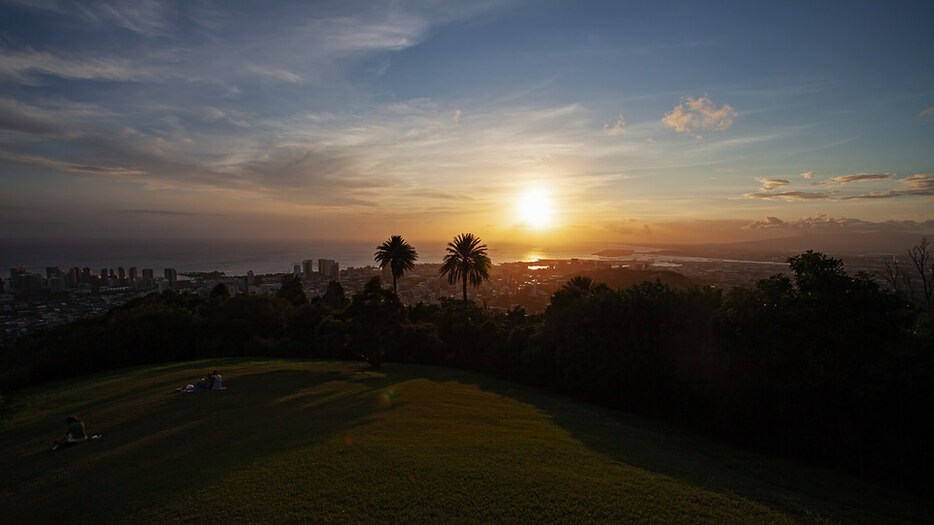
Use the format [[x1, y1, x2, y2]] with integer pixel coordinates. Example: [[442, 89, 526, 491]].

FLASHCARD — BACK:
[[440, 233, 491, 303], [374, 235, 418, 293]]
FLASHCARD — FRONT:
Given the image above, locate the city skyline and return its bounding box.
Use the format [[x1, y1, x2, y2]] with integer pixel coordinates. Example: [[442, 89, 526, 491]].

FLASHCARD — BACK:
[[1, 1, 933, 247]]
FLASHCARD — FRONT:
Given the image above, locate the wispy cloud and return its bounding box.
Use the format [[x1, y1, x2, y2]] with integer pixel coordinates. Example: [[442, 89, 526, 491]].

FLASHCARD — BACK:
[[75, 0, 175, 37], [121, 209, 223, 217], [745, 190, 831, 200], [0, 97, 75, 137], [920, 107, 934, 117], [661, 95, 736, 138], [817, 173, 893, 185], [0, 48, 152, 83], [409, 190, 469, 201], [801, 171, 815, 179], [0, 152, 144, 176]]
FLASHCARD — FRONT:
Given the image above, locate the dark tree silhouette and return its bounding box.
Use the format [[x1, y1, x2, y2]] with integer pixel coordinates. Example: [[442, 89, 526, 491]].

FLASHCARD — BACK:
[[322, 280, 348, 310], [209, 282, 230, 298], [564, 275, 594, 291], [277, 275, 307, 306], [374, 235, 418, 292], [908, 237, 933, 310], [346, 277, 405, 369], [439, 233, 491, 302]]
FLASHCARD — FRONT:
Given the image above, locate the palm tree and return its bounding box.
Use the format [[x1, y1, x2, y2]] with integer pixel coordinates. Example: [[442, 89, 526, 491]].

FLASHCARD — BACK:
[[374, 235, 418, 293], [564, 275, 594, 291], [440, 233, 491, 303]]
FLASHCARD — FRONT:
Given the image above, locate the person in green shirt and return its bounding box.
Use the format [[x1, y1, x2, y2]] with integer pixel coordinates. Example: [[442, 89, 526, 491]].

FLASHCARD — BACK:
[[54, 416, 87, 449]]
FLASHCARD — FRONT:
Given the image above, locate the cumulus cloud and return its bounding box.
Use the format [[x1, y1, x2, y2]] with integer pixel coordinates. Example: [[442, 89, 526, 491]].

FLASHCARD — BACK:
[[747, 216, 786, 228], [837, 174, 934, 199], [897, 173, 934, 192], [744, 173, 934, 201], [604, 114, 625, 136], [756, 178, 790, 191], [801, 171, 815, 179], [661, 96, 736, 138], [744, 214, 934, 232], [818, 173, 893, 185]]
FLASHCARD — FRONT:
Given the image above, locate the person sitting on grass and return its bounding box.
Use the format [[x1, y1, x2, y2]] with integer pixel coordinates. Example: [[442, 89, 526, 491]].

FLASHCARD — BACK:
[[211, 370, 222, 390], [54, 416, 87, 449], [204, 371, 215, 390]]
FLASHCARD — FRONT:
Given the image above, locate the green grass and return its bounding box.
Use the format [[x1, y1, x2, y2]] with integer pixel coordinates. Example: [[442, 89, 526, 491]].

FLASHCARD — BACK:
[[0, 359, 929, 523]]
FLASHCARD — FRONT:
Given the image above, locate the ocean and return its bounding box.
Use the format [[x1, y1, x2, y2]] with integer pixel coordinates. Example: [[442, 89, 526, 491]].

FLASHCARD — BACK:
[[1, 238, 620, 277]]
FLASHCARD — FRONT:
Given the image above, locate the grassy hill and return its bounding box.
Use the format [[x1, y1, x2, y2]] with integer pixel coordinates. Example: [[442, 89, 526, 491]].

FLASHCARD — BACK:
[[0, 360, 928, 523]]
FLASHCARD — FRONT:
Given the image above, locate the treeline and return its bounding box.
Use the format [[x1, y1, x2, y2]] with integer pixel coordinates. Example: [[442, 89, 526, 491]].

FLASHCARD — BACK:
[[2, 251, 932, 489]]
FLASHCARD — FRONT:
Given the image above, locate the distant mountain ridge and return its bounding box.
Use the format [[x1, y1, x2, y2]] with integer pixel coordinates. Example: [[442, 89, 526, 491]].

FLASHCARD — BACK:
[[649, 232, 930, 259]]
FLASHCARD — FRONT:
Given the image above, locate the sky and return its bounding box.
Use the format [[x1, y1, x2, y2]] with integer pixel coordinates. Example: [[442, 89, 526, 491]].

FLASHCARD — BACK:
[[1, 0, 933, 247]]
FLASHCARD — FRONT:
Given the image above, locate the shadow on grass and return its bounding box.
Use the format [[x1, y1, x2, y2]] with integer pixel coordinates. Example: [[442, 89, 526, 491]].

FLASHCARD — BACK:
[[0, 361, 401, 522], [398, 363, 933, 524]]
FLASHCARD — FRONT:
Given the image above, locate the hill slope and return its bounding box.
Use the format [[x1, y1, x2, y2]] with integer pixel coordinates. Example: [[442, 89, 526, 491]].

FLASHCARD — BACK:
[[0, 360, 928, 523]]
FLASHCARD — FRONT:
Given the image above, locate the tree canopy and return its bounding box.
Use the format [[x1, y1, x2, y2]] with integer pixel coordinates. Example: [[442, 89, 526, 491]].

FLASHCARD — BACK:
[[374, 235, 418, 292], [439, 233, 491, 302]]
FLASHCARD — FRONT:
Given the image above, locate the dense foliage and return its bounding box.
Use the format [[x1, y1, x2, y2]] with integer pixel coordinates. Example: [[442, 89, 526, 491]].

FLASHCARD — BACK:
[[2, 251, 931, 489]]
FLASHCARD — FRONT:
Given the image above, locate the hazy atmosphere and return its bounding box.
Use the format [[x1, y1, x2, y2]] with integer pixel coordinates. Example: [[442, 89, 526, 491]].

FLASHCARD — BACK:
[[2, 0, 932, 246], [4, 3, 934, 522]]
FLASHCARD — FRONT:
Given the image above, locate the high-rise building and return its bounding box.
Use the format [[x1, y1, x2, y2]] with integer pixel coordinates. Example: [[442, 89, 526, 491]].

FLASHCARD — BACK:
[[68, 267, 80, 287], [81, 267, 92, 283], [293, 264, 302, 277], [46, 267, 62, 279], [48, 274, 65, 293], [13, 272, 44, 296], [142, 269, 154, 286], [118, 267, 126, 279], [302, 259, 315, 279], [128, 267, 138, 280], [164, 268, 177, 287], [318, 259, 340, 282]]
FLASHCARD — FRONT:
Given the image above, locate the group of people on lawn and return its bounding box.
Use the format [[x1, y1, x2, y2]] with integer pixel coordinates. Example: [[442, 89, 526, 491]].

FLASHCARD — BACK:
[[56, 369, 224, 449], [179, 370, 223, 392]]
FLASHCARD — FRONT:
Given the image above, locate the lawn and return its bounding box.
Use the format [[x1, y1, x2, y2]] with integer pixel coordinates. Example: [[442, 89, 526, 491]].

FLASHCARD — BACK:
[[0, 359, 928, 523]]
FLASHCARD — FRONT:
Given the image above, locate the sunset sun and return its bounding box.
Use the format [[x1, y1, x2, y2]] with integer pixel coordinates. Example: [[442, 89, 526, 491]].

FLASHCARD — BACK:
[[517, 190, 554, 229]]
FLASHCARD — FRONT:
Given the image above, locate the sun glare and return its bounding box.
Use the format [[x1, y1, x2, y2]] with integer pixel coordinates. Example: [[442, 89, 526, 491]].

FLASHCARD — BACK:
[[517, 190, 554, 229]]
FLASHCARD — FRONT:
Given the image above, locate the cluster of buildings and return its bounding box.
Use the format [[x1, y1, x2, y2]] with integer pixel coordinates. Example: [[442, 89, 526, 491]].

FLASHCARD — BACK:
[[4, 265, 180, 296], [2, 252, 894, 345]]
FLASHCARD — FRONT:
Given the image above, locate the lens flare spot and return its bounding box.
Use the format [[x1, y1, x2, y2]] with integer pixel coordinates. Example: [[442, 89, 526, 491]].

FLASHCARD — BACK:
[[380, 389, 397, 404]]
